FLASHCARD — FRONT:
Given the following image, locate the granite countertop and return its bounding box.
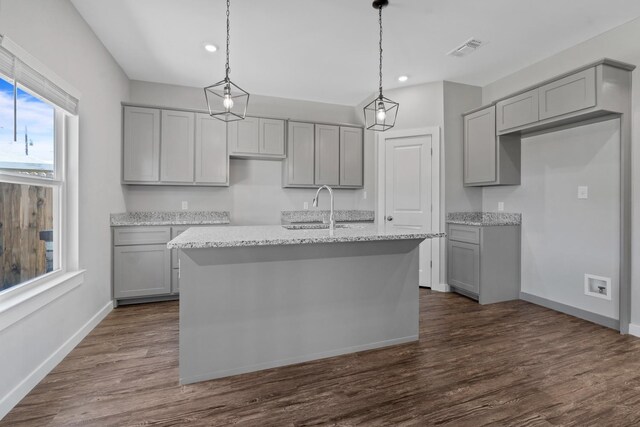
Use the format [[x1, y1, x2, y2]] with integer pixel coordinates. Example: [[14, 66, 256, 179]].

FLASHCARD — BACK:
[[281, 210, 374, 224], [446, 212, 521, 226], [110, 211, 230, 226], [168, 224, 444, 249]]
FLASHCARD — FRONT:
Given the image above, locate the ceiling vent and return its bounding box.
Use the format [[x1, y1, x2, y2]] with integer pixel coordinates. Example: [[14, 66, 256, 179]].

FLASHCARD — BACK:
[[447, 38, 484, 57]]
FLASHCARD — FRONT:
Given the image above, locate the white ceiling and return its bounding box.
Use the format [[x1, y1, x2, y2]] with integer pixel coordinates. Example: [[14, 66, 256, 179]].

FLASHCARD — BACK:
[[71, 0, 640, 106]]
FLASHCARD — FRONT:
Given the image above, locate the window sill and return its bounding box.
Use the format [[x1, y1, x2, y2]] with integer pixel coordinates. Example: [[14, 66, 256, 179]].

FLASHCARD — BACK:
[[0, 270, 85, 332]]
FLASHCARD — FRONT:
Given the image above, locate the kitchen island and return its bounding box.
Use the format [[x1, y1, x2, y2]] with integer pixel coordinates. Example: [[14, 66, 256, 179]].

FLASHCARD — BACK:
[[168, 224, 444, 384]]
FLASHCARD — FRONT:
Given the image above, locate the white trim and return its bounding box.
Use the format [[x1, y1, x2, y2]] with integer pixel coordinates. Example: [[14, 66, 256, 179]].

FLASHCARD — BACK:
[[584, 273, 612, 300], [0, 300, 111, 419], [629, 323, 640, 338], [375, 126, 442, 289], [0, 270, 85, 332], [430, 283, 451, 293]]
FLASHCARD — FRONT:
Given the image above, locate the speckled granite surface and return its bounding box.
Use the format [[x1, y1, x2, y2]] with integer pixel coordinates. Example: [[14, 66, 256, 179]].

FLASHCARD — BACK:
[[281, 210, 374, 224], [110, 211, 230, 226], [446, 212, 521, 226], [168, 224, 444, 249]]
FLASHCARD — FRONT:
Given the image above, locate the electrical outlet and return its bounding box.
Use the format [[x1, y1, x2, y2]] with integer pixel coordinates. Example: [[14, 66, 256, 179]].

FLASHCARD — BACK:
[[303, 201, 309, 210], [181, 201, 188, 210], [363, 191, 368, 200], [498, 202, 504, 212], [578, 186, 588, 199]]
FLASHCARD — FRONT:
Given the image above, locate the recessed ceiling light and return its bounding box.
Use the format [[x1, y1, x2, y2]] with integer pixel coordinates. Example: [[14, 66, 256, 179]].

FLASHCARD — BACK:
[[204, 44, 218, 53], [398, 75, 409, 82]]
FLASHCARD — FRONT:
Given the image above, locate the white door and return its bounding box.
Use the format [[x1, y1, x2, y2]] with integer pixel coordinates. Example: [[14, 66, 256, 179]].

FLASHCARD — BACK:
[[383, 133, 433, 286]]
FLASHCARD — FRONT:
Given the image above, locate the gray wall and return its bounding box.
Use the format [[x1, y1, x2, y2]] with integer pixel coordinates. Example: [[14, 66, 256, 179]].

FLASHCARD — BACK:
[[483, 120, 621, 320], [481, 16, 640, 327], [127, 80, 363, 224], [0, 0, 129, 415]]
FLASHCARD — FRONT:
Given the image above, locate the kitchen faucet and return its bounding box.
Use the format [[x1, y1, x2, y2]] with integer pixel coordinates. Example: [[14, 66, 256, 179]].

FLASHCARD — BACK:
[[312, 185, 335, 232]]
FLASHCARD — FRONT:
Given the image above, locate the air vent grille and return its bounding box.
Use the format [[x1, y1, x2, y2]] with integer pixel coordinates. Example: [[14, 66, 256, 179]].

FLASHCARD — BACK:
[[447, 38, 484, 57]]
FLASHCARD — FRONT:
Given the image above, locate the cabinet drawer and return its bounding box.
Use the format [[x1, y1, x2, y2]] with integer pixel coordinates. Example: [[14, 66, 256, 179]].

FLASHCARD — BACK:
[[448, 225, 480, 244], [496, 89, 539, 133], [539, 67, 596, 120], [113, 227, 171, 246]]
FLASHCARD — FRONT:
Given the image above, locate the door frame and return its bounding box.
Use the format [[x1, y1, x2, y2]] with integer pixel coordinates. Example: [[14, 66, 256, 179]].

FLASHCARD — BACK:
[[375, 127, 441, 289]]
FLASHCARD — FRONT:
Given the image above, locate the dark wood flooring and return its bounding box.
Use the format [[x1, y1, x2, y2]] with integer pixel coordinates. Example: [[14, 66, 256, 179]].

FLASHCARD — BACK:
[[3, 290, 640, 426]]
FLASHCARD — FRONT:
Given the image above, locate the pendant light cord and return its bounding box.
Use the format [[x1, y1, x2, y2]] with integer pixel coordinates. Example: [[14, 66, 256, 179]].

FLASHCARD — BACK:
[[225, 0, 231, 80], [378, 5, 383, 99]]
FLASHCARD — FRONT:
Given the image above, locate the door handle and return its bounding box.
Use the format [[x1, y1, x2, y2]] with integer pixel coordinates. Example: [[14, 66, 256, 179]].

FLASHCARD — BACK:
[[386, 216, 393, 221]]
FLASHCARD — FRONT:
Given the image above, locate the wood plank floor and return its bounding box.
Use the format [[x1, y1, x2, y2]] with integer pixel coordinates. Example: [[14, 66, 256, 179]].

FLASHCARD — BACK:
[[3, 290, 640, 426]]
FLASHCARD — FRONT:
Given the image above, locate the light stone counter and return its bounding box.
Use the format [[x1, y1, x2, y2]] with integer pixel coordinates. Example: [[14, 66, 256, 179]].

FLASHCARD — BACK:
[[110, 211, 230, 226], [168, 224, 444, 249], [446, 212, 521, 226], [281, 209, 374, 224]]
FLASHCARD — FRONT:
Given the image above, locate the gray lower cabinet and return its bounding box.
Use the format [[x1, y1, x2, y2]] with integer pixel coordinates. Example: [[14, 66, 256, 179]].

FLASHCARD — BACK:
[[447, 224, 520, 304], [113, 243, 171, 300]]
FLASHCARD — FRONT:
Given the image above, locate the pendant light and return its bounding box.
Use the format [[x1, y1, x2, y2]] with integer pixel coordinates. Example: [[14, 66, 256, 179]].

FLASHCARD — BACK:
[[204, 0, 249, 122], [363, 0, 398, 131]]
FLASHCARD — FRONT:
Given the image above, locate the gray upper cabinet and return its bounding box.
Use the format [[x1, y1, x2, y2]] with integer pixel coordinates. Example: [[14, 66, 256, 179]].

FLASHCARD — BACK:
[[339, 127, 364, 187], [496, 89, 539, 133], [228, 116, 260, 155], [314, 124, 340, 186], [195, 113, 228, 185], [161, 110, 195, 183], [123, 106, 160, 183], [259, 118, 286, 157], [539, 67, 596, 121], [284, 121, 315, 186], [464, 106, 496, 185], [229, 117, 286, 159]]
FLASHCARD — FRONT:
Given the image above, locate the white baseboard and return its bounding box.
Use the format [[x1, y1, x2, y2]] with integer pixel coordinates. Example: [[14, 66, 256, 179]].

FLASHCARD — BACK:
[[629, 323, 640, 338], [429, 283, 451, 292], [0, 301, 112, 419]]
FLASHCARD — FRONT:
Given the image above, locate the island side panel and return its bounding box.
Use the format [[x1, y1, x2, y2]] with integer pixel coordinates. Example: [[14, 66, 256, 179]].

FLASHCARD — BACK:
[[178, 240, 421, 384]]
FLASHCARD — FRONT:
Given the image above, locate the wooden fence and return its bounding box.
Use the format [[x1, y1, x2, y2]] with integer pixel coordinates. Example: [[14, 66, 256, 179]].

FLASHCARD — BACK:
[[0, 182, 53, 290]]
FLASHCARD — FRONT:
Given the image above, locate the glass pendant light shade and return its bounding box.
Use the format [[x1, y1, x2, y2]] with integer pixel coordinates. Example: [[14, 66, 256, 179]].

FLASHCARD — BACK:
[[363, 0, 398, 132], [364, 95, 398, 131], [204, 0, 249, 122], [204, 78, 249, 122]]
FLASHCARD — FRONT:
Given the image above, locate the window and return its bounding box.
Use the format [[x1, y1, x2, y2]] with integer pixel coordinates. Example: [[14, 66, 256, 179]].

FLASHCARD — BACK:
[[0, 37, 76, 294]]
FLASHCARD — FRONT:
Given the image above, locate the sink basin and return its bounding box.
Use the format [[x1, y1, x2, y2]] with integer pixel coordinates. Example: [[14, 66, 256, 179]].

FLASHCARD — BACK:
[[282, 224, 349, 230]]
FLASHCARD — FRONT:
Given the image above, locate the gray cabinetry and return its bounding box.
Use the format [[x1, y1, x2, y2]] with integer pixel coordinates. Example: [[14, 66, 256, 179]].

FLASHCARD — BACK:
[[284, 121, 315, 186], [123, 106, 160, 182], [464, 106, 520, 187], [314, 124, 340, 185], [538, 67, 596, 120], [339, 126, 364, 187], [195, 113, 228, 185], [229, 117, 286, 159], [447, 224, 520, 304], [161, 110, 195, 183], [113, 227, 171, 300], [496, 89, 538, 133]]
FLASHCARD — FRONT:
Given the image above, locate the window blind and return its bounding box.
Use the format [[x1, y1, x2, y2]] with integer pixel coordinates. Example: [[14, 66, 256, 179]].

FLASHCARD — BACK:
[[0, 37, 79, 115]]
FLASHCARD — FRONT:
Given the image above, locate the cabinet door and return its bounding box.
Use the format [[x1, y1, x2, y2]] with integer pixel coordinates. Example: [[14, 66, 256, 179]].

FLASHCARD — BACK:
[[195, 113, 228, 185], [339, 126, 363, 187], [286, 122, 315, 185], [161, 110, 195, 183], [464, 106, 496, 185], [172, 269, 179, 294], [539, 67, 596, 120], [448, 240, 480, 295], [228, 116, 259, 155], [314, 124, 340, 185], [114, 244, 171, 299], [259, 118, 285, 157], [123, 106, 160, 182], [496, 89, 538, 133]]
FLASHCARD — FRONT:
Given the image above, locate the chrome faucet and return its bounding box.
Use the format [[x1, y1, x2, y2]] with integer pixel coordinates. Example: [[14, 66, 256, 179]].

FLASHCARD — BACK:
[[312, 185, 335, 232]]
